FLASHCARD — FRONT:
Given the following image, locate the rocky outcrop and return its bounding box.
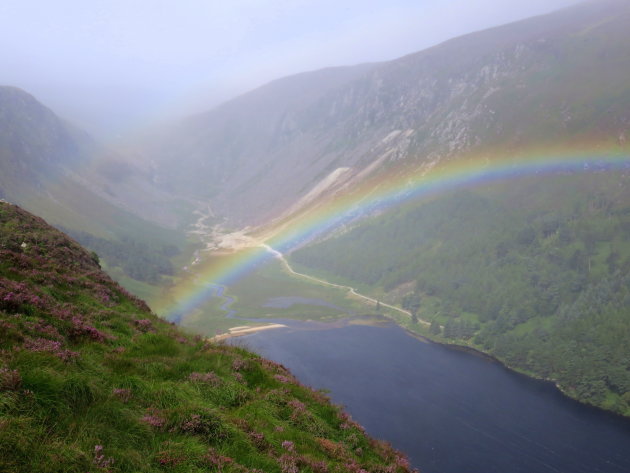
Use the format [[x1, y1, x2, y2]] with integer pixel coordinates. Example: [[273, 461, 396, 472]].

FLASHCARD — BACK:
[[146, 0, 630, 226]]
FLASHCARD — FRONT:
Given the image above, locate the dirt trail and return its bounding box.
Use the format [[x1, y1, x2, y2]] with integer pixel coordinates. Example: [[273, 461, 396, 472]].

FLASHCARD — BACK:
[[261, 244, 429, 326], [188, 209, 428, 327], [212, 323, 287, 341]]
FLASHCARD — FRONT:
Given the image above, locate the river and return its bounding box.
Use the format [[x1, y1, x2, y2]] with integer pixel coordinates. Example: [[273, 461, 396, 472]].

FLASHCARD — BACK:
[[233, 319, 630, 473]]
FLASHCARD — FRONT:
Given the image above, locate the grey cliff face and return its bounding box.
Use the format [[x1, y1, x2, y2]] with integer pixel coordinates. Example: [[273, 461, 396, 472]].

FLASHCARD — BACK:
[[145, 0, 630, 225]]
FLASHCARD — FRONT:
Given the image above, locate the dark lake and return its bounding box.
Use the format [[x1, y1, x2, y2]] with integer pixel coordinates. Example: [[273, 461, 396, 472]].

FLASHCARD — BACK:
[[233, 320, 630, 473]]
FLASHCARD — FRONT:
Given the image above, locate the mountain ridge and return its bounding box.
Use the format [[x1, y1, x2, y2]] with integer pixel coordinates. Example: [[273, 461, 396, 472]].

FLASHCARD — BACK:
[[0, 85, 90, 185], [145, 0, 630, 226], [0, 86, 192, 295]]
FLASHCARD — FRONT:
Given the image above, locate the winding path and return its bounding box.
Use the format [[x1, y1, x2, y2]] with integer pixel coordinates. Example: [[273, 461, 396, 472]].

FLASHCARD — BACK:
[[192, 213, 428, 327], [261, 244, 430, 326]]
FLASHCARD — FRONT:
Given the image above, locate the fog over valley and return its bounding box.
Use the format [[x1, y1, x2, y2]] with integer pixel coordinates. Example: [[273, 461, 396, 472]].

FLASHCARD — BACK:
[[1, 0, 578, 138], [1, 1, 630, 472]]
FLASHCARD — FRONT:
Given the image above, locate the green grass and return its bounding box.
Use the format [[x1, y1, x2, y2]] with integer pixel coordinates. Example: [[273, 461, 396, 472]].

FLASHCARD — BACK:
[[0, 202, 415, 473], [164, 255, 375, 337], [178, 297, 240, 337], [100, 263, 162, 303], [228, 260, 366, 319]]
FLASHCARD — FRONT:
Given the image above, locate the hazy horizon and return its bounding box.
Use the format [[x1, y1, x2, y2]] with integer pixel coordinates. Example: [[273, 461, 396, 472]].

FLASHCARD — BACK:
[[1, 0, 579, 140]]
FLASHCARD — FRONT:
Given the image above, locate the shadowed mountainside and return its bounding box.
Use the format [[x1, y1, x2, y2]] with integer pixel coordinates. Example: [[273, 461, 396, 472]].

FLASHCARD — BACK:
[[0, 86, 190, 289], [0, 85, 191, 231]]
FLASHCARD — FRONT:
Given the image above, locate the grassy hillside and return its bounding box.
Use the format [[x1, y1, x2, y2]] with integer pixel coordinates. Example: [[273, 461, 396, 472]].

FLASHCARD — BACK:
[[0, 202, 415, 473], [291, 171, 630, 415], [0, 85, 188, 292]]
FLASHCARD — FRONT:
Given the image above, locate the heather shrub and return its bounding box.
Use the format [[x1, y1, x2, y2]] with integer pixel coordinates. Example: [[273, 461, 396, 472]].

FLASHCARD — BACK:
[[0, 203, 417, 473]]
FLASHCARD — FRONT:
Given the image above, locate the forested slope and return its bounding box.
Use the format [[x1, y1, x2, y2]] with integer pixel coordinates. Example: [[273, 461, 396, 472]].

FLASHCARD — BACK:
[[292, 172, 630, 415]]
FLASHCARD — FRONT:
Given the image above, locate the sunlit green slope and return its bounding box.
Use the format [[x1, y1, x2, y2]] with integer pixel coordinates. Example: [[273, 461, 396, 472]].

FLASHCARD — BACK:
[[0, 202, 415, 473]]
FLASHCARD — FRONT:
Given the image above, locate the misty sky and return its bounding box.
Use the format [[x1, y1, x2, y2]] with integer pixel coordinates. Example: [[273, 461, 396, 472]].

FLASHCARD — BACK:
[[0, 0, 579, 139]]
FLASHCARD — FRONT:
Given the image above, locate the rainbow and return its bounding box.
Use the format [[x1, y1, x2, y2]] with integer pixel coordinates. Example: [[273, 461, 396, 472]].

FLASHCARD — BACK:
[[157, 146, 630, 322]]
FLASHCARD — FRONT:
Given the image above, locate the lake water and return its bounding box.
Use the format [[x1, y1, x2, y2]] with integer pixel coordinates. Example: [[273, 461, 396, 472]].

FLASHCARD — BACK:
[[234, 320, 630, 473]]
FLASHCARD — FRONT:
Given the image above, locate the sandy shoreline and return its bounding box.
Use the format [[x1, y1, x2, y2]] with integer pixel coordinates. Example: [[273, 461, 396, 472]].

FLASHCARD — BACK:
[[212, 323, 287, 341]]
